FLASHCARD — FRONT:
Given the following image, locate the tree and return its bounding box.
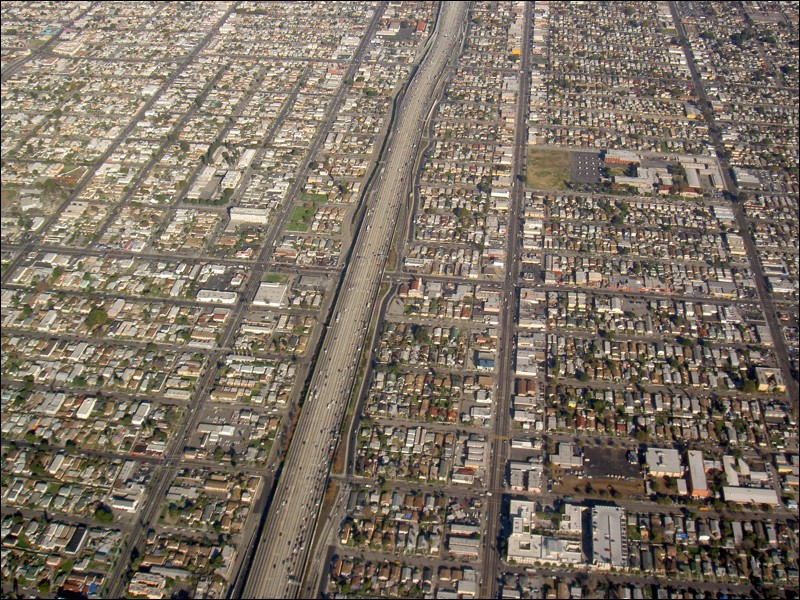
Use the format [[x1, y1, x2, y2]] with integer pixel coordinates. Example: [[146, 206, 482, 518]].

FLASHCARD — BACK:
[[476, 178, 491, 194], [84, 307, 109, 330], [741, 379, 758, 393], [413, 326, 430, 344], [41, 178, 62, 194], [94, 504, 114, 523]]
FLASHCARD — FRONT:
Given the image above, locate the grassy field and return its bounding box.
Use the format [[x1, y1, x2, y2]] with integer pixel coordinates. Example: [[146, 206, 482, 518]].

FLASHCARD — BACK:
[[287, 204, 316, 232], [606, 164, 628, 178], [526, 147, 570, 190], [1, 188, 17, 210], [299, 191, 329, 203], [262, 273, 288, 283], [323, 480, 339, 507]]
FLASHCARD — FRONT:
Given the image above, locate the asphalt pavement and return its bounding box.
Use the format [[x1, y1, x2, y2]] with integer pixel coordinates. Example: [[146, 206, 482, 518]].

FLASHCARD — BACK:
[[241, 4, 469, 598]]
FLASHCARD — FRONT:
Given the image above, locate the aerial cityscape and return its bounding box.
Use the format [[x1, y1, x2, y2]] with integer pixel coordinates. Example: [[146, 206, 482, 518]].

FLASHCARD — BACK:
[[0, 1, 797, 599]]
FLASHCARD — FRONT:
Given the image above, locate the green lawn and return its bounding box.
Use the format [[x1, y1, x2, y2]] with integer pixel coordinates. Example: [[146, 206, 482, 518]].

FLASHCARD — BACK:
[[287, 204, 316, 232], [526, 147, 570, 190], [299, 191, 329, 203], [262, 273, 288, 283], [607, 164, 628, 178]]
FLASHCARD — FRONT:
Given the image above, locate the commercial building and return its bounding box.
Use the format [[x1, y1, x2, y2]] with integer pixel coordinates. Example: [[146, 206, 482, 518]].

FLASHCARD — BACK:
[[688, 450, 709, 498], [196, 289, 238, 304], [560, 504, 585, 534], [253, 282, 288, 308], [646, 447, 682, 478], [229, 206, 270, 225], [722, 486, 780, 506], [507, 533, 583, 566], [550, 442, 583, 469], [604, 149, 641, 165], [447, 536, 480, 558], [591, 506, 627, 569], [506, 499, 584, 566]]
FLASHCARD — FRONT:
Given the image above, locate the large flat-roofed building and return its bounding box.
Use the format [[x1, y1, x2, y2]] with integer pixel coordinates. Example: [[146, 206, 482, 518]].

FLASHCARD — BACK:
[[591, 506, 627, 569], [253, 282, 288, 308], [64, 525, 88, 555], [76, 396, 96, 420], [603, 149, 640, 165], [508, 533, 583, 566], [646, 447, 682, 478], [196, 289, 238, 304], [755, 367, 786, 392], [507, 499, 584, 565], [688, 450, 709, 498], [723, 486, 780, 506], [560, 504, 586, 534], [229, 206, 270, 225], [550, 442, 583, 469], [447, 535, 480, 558]]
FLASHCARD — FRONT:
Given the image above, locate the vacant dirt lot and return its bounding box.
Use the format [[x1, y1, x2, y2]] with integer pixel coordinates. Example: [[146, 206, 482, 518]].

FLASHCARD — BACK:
[[553, 475, 645, 498], [526, 147, 570, 190]]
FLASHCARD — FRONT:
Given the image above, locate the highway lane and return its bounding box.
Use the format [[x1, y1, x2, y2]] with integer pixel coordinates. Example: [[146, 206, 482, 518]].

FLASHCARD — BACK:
[[241, 3, 469, 598], [103, 7, 386, 596]]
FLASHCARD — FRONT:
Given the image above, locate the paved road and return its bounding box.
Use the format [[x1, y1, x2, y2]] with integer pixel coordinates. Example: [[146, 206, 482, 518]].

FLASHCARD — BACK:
[[669, 1, 798, 408], [241, 4, 469, 599], [0, 2, 243, 290], [103, 6, 382, 596], [482, 3, 532, 599], [0, 4, 97, 84]]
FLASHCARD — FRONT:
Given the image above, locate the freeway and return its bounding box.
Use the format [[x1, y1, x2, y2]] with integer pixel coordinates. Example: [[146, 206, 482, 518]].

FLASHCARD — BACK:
[[102, 6, 387, 596], [241, 3, 469, 598]]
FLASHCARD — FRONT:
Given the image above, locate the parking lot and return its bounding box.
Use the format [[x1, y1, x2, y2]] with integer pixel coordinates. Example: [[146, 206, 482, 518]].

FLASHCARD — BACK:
[[570, 151, 602, 184]]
